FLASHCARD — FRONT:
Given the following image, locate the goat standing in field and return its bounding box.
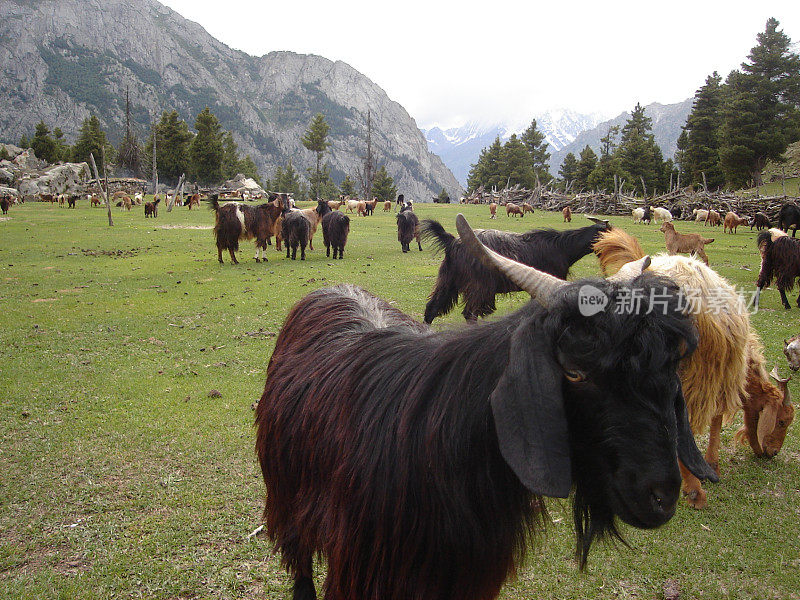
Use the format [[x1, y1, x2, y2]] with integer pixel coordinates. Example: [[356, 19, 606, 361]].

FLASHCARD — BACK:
[[522, 202, 534, 215], [144, 198, 160, 218], [723, 211, 748, 234], [693, 208, 709, 223], [506, 202, 523, 217], [210, 195, 283, 264], [562, 206, 572, 222], [652, 207, 672, 223], [778, 202, 800, 237], [256, 214, 715, 600], [282, 209, 310, 260], [0, 196, 11, 214], [322, 211, 350, 259], [751, 212, 771, 231], [295, 199, 331, 250], [705, 210, 721, 226], [397, 205, 422, 252], [660, 221, 714, 265], [755, 228, 800, 310], [421, 217, 610, 322], [595, 228, 794, 508]]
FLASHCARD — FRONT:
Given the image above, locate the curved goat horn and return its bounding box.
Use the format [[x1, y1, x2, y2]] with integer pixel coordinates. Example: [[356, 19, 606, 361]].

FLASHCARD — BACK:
[[608, 256, 652, 282], [455, 214, 566, 307]]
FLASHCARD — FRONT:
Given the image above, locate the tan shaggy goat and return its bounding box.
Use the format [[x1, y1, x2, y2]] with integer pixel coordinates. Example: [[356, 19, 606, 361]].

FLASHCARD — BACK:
[[562, 206, 572, 222], [489, 202, 497, 219], [705, 210, 722, 226], [660, 221, 714, 265], [723, 211, 748, 234], [594, 228, 794, 508]]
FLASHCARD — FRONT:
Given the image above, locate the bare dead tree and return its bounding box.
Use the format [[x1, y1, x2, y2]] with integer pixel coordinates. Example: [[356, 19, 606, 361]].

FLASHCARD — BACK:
[[167, 173, 186, 212], [89, 151, 113, 226]]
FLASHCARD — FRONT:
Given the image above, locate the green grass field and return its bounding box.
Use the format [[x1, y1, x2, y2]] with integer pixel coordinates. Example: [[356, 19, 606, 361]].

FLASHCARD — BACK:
[[1, 199, 799, 599]]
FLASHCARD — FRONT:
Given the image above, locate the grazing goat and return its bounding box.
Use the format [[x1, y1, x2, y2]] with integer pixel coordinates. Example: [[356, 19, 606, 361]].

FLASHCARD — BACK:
[[660, 221, 714, 265], [356, 200, 367, 216], [594, 228, 793, 508], [1, 196, 11, 214], [421, 217, 610, 322], [652, 207, 672, 223], [327, 200, 344, 210], [346, 199, 360, 213], [210, 195, 283, 264], [693, 208, 709, 223], [144, 198, 160, 218], [187, 193, 200, 210], [506, 202, 523, 217], [751, 212, 771, 231], [383, 200, 392, 212], [755, 228, 800, 309], [784, 334, 800, 371], [296, 199, 332, 250], [396, 205, 422, 252], [632, 207, 645, 223], [705, 210, 721, 226], [778, 202, 800, 237], [90, 195, 102, 207], [281, 210, 310, 260], [723, 211, 748, 234], [489, 202, 498, 219], [562, 206, 572, 222], [522, 202, 534, 215], [322, 211, 350, 259], [256, 215, 715, 600]]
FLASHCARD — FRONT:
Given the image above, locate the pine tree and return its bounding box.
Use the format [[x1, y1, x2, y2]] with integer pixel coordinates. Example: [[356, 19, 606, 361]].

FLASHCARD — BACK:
[[301, 113, 330, 200], [520, 119, 552, 183], [371, 165, 397, 201], [145, 111, 194, 182], [435, 188, 451, 203], [190, 108, 224, 185], [53, 128, 71, 163], [339, 175, 356, 197], [18, 133, 30, 149], [467, 136, 504, 192], [31, 121, 58, 164], [575, 145, 598, 191], [500, 134, 536, 189], [273, 160, 302, 197], [72, 115, 113, 172], [558, 152, 579, 189], [674, 129, 690, 186], [719, 18, 800, 187], [684, 72, 725, 189], [617, 104, 664, 195]]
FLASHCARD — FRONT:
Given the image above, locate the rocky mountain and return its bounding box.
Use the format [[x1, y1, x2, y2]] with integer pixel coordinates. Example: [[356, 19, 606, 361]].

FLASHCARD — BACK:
[[0, 0, 462, 201], [423, 110, 606, 187], [549, 99, 694, 174]]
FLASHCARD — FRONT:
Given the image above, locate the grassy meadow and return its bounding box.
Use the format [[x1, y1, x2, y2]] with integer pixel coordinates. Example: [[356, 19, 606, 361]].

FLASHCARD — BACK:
[[1, 199, 799, 599]]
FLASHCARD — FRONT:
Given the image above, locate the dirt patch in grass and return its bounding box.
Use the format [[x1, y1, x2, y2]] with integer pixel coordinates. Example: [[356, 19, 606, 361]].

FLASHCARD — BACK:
[[157, 225, 213, 230], [32, 298, 58, 303]]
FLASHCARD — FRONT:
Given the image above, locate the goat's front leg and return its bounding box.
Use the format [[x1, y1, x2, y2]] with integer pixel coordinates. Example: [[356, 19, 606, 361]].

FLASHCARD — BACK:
[[679, 460, 707, 509]]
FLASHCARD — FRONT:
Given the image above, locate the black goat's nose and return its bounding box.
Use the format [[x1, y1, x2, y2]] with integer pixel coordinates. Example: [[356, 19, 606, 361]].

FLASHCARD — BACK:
[[649, 484, 678, 516]]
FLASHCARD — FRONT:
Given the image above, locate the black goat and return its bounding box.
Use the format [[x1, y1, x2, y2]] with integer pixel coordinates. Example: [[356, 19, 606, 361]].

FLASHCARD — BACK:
[[778, 203, 800, 237], [421, 217, 610, 322], [752, 211, 772, 231], [322, 211, 350, 259], [755, 229, 800, 309], [282, 210, 310, 260], [396, 205, 422, 252], [210, 195, 282, 264], [256, 215, 716, 600], [642, 205, 652, 224]]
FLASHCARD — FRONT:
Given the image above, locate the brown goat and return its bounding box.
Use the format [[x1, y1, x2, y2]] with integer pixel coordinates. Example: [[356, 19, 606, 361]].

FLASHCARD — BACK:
[[211, 196, 283, 263], [506, 202, 523, 217], [660, 221, 714, 265], [562, 206, 572, 222], [489, 202, 497, 219], [187, 193, 200, 210], [356, 200, 367, 217], [144, 198, 160, 218], [705, 210, 721, 226], [723, 211, 748, 234], [522, 202, 534, 215], [383, 200, 392, 212], [0, 196, 11, 214], [90, 195, 102, 207]]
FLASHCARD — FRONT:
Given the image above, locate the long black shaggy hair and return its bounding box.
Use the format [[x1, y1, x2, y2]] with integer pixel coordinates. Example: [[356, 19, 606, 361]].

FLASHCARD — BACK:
[[256, 275, 711, 600], [396, 207, 421, 252], [282, 210, 310, 260], [420, 219, 610, 322], [778, 203, 800, 237], [757, 230, 800, 309], [322, 211, 350, 259]]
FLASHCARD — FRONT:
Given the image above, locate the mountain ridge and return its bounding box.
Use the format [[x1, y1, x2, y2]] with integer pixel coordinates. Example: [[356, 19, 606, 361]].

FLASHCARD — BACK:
[[0, 0, 462, 201]]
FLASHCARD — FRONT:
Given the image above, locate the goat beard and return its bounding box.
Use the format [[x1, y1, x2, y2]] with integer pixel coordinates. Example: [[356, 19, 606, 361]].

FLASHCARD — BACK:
[[571, 476, 624, 570]]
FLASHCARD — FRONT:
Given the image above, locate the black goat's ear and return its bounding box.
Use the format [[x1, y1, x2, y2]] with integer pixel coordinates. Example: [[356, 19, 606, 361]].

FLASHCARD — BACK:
[[490, 319, 572, 498], [675, 386, 719, 482]]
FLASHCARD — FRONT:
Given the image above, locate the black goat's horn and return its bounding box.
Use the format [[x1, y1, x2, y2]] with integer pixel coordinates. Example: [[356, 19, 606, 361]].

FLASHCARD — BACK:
[[608, 256, 652, 282], [455, 214, 566, 307]]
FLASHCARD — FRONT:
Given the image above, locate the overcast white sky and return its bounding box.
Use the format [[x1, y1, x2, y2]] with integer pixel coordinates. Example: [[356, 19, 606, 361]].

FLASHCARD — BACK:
[[161, 0, 799, 130]]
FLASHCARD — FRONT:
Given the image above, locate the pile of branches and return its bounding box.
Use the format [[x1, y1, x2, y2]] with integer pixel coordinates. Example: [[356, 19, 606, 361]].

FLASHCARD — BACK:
[[462, 184, 798, 221]]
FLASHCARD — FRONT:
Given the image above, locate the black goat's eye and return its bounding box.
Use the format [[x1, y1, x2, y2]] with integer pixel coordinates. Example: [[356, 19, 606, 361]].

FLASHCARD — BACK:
[[564, 369, 586, 383]]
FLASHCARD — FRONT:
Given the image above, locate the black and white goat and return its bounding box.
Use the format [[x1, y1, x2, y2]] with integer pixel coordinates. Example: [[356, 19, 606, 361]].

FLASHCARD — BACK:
[[256, 214, 716, 600], [420, 217, 611, 322], [210, 195, 282, 264]]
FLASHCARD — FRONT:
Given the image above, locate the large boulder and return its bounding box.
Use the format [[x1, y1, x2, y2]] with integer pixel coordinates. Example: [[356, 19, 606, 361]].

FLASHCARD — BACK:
[[0, 144, 25, 161], [0, 185, 20, 198], [0, 166, 13, 184], [16, 162, 91, 198]]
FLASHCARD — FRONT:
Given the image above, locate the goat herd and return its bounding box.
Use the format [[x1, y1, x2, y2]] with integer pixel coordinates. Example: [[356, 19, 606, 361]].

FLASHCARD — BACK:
[[246, 192, 800, 598]]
